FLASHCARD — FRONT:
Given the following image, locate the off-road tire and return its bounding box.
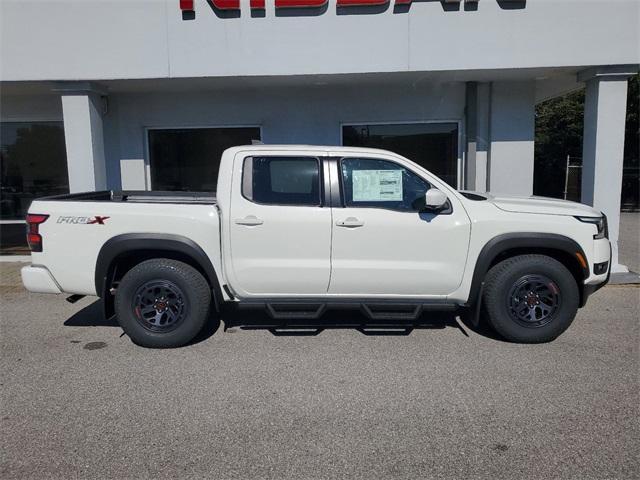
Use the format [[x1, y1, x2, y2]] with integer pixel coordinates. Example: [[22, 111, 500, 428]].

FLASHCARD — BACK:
[[482, 254, 579, 343], [114, 259, 211, 348]]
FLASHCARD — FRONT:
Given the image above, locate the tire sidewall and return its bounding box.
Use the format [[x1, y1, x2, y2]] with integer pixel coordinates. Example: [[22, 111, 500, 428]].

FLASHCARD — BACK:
[[115, 260, 210, 348]]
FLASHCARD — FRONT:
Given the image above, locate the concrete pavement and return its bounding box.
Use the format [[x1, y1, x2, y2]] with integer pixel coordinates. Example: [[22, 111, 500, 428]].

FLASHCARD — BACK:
[[1, 283, 638, 479]]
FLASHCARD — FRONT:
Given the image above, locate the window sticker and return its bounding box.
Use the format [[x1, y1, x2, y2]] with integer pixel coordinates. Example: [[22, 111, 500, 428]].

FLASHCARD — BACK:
[[352, 170, 403, 202]]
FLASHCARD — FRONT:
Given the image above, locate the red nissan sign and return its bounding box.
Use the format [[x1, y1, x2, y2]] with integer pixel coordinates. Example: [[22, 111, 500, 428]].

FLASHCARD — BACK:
[[180, 0, 480, 13], [336, 0, 389, 5], [275, 0, 327, 7]]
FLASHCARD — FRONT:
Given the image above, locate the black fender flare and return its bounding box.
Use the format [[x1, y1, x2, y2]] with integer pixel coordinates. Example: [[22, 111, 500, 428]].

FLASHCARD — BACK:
[[95, 233, 222, 317], [467, 232, 590, 312]]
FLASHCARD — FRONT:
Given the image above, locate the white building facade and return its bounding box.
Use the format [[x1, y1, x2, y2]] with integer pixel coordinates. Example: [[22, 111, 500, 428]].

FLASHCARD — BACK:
[[1, 0, 638, 270]]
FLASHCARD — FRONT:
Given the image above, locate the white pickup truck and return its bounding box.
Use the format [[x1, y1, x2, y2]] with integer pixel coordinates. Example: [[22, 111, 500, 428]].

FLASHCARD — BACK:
[[22, 145, 611, 347]]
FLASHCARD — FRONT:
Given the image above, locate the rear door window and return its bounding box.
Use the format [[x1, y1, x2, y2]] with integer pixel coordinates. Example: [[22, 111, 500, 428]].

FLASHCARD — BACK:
[[242, 156, 321, 206]]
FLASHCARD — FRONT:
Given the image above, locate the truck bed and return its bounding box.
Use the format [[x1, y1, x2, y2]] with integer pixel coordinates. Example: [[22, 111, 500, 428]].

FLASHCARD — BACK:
[[39, 190, 216, 205], [27, 190, 221, 296]]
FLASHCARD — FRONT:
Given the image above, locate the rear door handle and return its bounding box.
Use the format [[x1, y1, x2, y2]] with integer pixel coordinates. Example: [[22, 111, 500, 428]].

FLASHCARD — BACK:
[[234, 215, 264, 226], [336, 217, 364, 228]]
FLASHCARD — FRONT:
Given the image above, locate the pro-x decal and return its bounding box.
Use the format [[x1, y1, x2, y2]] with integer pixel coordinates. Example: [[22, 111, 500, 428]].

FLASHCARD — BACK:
[[57, 216, 110, 225]]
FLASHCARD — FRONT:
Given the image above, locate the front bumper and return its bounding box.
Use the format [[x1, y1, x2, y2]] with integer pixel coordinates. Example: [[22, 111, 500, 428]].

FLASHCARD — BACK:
[[21, 265, 62, 294], [580, 240, 612, 307]]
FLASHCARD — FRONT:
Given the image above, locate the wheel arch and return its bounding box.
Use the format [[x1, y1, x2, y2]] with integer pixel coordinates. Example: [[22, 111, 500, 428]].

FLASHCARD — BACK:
[[467, 233, 590, 310], [96, 233, 223, 319]]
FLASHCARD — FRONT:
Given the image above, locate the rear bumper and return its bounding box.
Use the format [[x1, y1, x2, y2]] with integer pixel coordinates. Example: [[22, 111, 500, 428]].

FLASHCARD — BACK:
[[21, 265, 62, 294]]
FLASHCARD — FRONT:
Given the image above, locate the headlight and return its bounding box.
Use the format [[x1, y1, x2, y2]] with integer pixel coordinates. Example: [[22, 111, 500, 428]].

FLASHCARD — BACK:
[[575, 214, 607, 240]]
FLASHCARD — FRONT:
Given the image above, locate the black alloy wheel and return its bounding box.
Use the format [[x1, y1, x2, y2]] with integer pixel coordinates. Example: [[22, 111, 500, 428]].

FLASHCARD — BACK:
[[132, 280, 187, 332], [507, 274, 561, 328]]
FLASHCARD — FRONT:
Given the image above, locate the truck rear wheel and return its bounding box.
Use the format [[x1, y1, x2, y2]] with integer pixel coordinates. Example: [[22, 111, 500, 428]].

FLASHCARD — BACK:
[[482, 254, 579, 343], [114, 259, 211, 348]]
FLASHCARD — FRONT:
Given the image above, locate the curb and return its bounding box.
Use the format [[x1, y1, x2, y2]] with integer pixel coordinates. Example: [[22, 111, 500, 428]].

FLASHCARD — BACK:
[[609, 271, 640, 285]]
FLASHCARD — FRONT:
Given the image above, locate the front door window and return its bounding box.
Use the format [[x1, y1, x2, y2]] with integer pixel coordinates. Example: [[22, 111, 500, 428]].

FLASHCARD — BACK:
[[340, 157, 431, 212]]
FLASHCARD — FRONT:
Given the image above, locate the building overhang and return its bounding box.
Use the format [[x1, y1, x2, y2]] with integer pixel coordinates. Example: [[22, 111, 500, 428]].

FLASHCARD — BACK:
[[577, 64, 639, 83]]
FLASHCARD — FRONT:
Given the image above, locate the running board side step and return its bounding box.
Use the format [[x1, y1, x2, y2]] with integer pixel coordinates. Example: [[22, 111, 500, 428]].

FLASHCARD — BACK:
[[237, 300, 458, 321], [266, 303, 326, 320], [361, 303, 421, 321]]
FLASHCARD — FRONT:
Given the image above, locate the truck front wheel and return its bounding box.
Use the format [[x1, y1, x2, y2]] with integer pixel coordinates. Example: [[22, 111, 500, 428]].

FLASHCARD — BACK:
[[114, 259, 211, 348], [482, 254, 579, 343]]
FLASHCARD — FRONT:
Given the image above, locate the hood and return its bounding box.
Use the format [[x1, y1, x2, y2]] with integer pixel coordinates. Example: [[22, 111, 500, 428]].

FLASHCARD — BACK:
[[460, 191, 601, 217]]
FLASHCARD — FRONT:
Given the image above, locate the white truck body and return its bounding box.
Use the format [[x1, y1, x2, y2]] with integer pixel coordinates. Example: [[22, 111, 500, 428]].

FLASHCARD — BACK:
[[22, 145, 611, 345]]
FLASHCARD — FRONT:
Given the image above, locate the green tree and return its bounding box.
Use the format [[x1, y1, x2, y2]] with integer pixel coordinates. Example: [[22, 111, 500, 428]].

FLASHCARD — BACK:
[[534, 74, 639, 207], [534, 89, 585, 199]]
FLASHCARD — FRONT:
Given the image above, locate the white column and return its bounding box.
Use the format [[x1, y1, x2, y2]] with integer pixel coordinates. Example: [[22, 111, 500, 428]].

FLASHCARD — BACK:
[[58, 83, 107, 192], [488, 81, 536, 196], [579, 66, 637, 273], [475, 83, 490, 192], [465, 82, 490, 192]]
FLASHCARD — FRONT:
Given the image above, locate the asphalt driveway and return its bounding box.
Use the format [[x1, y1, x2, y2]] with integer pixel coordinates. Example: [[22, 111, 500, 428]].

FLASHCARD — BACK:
[[1, 279, 638, 479]]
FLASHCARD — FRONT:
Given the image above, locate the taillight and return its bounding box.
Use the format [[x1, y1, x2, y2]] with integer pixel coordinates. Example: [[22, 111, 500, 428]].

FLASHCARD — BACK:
[[26, 214, 49, 252]]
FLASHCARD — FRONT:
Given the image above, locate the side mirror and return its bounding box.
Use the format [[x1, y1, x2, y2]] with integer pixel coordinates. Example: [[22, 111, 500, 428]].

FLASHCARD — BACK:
[[424, 188, 448, 211]]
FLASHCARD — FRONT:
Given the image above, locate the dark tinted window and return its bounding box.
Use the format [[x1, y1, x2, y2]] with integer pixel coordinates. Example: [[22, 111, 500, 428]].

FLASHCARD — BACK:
[[1, 122, 68, 255], [243, 156, 320, 206], [340, 158, 430, 212], [342, 123, 458, 187], [149, 127, 260, 191]]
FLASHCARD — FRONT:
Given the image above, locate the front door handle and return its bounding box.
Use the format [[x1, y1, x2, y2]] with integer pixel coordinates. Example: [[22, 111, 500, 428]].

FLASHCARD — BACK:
[[234, 215, 264, 226], [336, 217, 364, 228]]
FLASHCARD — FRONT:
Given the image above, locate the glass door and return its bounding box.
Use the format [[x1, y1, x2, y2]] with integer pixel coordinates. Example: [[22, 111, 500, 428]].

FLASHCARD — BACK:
[[342, 122, 460, 188], [0, 122, 68, 255], [147, 126, 261, 191]]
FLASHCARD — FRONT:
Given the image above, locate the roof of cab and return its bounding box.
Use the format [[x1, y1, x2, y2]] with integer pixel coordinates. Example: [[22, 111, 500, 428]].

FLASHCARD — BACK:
[[222, 144, 402, 157]]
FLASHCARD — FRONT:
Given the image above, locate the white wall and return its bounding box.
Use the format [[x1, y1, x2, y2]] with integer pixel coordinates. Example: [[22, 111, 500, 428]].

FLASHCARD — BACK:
[[2, 0, 638, 81], [488, 81, 535, 195], [108, 81, 466, 188], [0, 0, 168, 81]]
